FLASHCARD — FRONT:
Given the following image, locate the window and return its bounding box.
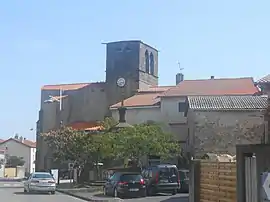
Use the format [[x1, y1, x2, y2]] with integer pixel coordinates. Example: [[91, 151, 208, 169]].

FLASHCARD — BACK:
[[120, 174, 142, 181], [145, 50, 149, 73], [32, 173, 53, 179], [150, 52, 154, 75], [178, 102, 186, 112]]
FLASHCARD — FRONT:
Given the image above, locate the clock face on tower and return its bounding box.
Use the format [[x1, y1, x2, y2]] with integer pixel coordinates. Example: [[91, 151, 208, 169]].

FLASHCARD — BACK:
[[116, 77, 126, 87]]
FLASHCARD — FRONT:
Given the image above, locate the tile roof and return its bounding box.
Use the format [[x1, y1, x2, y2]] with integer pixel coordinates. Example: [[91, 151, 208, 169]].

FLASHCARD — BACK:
[[188, 95, 268, 111], [138, 86, 175, 93], [41, 82, 105, 91], [257, 74, 270, 83], [68, 122, 103, 131], [161, 77, 258, 97], [0, 138, 36, 148], [110, 85, 172, 108], [110, 93, 161, 108]]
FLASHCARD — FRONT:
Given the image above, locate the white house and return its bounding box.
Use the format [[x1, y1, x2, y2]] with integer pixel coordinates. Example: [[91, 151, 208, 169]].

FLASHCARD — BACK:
[[0, 137, 36, 174]]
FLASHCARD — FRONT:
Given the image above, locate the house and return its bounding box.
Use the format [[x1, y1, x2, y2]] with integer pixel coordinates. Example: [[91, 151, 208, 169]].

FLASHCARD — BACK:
[[36, 40, 159, 171], [110, 77, 260, 146], [0, 137, 36, 174], [256, 74, 270, 96], [188, 95, 267, 158]]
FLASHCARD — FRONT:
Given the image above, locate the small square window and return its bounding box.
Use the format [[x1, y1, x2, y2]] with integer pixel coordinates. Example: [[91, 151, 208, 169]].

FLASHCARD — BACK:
[[178, 102, 186, 112]]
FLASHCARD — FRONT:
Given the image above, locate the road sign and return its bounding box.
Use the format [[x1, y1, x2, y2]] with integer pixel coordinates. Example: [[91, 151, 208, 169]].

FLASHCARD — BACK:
[[262, 172, 270, 200]]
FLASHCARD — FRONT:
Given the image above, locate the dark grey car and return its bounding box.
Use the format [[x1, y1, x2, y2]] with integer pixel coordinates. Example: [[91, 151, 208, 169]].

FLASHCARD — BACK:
[[142, 164, 180, 196]]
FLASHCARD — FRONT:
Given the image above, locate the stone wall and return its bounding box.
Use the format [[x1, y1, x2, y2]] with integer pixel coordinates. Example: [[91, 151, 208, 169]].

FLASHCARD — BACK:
[[190, 110, 265, 157]]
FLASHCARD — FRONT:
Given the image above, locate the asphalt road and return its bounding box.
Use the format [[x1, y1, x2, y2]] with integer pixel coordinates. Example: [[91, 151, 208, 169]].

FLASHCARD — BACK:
[[0, 181, 189, 202], [0, 187, 89, 202], [78, 192, 189, 202]]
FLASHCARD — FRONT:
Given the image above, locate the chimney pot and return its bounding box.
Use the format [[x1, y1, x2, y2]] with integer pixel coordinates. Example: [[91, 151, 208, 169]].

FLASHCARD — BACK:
[[210, 76, 214, 79]]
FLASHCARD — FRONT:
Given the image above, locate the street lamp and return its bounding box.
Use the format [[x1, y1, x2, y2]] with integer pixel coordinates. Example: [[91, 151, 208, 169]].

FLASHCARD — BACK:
[[113, 78, 133, 129]]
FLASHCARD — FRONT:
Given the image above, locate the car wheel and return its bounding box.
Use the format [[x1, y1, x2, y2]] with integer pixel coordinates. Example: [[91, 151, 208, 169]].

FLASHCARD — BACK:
[[51, 191, 55, 195], [147, 187, 154, 196], [141, 189, 147, 197], [23, 188, 27, 193], [103, 187, 107, 196], [172, 189, 176, 195], [114, 188, 118, 198]]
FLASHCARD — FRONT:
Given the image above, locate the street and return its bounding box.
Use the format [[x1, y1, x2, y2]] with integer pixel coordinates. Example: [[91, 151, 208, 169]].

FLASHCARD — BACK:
[[90, 193, 189, 202], [0, 181, 188, 202], [0, 187, 87, 202]]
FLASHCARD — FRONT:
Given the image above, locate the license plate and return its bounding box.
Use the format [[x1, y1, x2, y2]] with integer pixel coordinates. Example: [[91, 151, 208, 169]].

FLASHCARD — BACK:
[[160, 179, 169, 183], [129, 188, 139, 191]]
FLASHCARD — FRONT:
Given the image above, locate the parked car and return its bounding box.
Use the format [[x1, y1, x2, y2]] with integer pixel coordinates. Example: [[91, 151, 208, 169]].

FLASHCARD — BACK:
[[141, 164, 180, 196], [177, 169, 189, 193], [23, 172, 56, 194], [103, 172, 146, 198]]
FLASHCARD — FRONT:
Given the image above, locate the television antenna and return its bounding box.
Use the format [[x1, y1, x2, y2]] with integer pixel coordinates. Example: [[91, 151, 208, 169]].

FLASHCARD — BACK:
[[177, 62, 184, 72]]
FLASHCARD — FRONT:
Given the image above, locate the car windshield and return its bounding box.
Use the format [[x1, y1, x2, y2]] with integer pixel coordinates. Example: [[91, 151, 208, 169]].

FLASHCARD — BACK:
[[120, 174, 142, 181], [32, 173, 53, 179]]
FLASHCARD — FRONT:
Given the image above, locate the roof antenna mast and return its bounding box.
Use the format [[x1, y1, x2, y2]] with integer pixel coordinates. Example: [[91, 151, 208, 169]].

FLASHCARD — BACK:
[[177, 62, 184, 72]]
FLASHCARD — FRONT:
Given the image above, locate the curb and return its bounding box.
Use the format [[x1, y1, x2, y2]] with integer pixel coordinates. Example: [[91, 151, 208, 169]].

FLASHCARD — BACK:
[[56, 189, 109, 202]]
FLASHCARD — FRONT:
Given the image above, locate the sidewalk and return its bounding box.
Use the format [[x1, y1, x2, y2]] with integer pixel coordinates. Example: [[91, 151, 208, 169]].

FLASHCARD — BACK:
[[56, 183, 114, 201]]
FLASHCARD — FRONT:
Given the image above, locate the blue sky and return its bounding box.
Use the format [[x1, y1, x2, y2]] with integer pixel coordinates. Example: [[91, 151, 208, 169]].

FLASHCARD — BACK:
[[0, 0, 269, 140]]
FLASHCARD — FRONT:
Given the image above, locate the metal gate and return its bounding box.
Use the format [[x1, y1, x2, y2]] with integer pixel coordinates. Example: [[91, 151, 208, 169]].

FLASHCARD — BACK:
[[245, 156, 258, 202]]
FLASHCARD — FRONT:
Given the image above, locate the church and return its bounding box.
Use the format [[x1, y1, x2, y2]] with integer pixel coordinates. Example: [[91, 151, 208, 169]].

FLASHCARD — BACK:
[[36, 40, 160, 170]]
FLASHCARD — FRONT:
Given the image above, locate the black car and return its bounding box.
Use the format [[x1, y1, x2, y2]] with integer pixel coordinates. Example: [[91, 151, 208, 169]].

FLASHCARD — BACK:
[[177, 169, 189, 193], [103, 172, 146, 198], [142, 164, 180, 196]]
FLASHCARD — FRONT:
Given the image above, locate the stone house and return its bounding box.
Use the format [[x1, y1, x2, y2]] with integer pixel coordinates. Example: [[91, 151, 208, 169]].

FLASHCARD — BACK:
[[187, 95, 268, 158], [36, 40, 159, 171], [110, 77, 260, 148]]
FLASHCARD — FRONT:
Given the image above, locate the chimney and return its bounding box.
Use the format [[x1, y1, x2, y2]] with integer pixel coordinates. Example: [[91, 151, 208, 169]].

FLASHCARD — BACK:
[[210, 76, 215, 79], [176, 73, 184, 85], [19, 136, 23, 142]]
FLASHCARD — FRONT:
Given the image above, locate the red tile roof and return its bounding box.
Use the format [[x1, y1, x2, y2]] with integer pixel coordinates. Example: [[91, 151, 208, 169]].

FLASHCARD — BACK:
[[41, 82, 105, 90], [138, 86, 174, 93], [110, 92, 161, 108], [0, 138, 36, 148], [161, 77, 258, 97], [257, 74, 270, 83], [110, 85, 172, 108], [68, 122, 103, 131]]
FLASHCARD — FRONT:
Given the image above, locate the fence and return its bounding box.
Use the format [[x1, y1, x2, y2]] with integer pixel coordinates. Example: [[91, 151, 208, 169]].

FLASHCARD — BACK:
[[190, 160, 237, 202]]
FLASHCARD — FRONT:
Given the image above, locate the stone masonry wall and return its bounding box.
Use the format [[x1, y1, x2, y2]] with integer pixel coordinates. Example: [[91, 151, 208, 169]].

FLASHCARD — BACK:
[[191, 110, 265, 157]]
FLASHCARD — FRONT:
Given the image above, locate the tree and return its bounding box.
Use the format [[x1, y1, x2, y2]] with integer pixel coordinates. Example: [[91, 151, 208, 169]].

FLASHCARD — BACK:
[[107, 123, 181, 166], [99, 117, 117, 131], [5, 155, 25, 167], [41, 125, 115, 182]]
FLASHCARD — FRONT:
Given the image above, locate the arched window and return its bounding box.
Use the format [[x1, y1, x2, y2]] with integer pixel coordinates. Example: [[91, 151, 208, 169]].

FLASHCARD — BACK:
[[150, 53, 154, 75], [145, 50, 149, 73]]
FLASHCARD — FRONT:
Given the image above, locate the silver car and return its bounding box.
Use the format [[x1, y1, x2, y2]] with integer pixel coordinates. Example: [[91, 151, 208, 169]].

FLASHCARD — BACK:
[[24, 172, 56, 194]]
